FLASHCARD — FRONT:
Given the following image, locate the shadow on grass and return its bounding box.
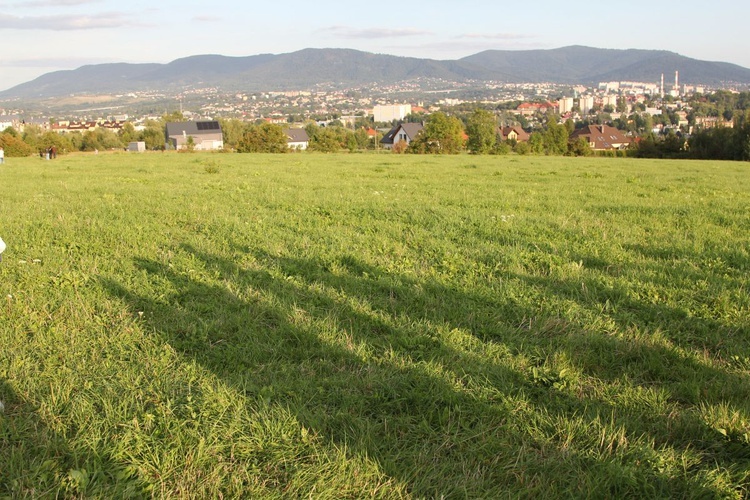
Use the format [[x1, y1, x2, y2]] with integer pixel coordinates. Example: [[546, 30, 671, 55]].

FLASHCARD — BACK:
[[0, 378, 145, 497], [101, 243, 749, 497]]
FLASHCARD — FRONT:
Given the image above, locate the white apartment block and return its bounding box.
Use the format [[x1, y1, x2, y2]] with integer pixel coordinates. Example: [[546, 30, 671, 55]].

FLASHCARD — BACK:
[[373, 104, 412, 123]]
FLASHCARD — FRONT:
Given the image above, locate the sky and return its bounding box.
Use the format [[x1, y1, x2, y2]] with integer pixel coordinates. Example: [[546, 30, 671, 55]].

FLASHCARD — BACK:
[[1, 0, 749, 92]]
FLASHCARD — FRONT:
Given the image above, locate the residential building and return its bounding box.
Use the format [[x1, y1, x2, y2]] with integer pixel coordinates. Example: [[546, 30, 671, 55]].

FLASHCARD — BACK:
[[579, 96, 595, 115], [515, 102, 555, 116], [558, 98, 574, 114], [165, 121, 224, 150], [0, 115, 20, 131], [498, 126, 530, 143], [380, 122, 423, 149], [570, 124, 632, 151], [286, 128, 309, 150], [603, 95, 618, 109], [374, 104, 412, 123]]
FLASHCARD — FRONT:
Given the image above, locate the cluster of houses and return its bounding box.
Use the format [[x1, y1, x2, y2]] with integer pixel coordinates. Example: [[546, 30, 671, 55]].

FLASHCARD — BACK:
[[51, 120, 124, 133], [162, 119, 632, 153], [163, 121, 310, 151], [379, 121, 631, 151]]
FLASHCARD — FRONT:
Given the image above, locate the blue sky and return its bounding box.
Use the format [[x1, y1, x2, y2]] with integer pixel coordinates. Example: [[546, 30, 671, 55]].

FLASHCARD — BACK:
[[1, 0, 748, 92]]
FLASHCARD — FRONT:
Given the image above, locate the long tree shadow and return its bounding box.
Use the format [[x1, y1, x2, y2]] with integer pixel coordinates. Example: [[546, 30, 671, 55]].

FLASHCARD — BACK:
[[101, 243, 749, 497], [0, 378, 146, 497]]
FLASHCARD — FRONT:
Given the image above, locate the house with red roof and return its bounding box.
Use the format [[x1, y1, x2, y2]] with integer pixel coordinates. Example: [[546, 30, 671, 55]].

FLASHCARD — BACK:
[[515, 102, 556, 116], [569, 125, 632, 151]]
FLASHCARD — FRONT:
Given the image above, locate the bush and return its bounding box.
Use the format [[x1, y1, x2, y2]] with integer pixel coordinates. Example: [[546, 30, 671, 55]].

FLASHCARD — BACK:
[[491, 142, 511, 155], [514, 142, 531, 155], [0, 133, 34, 157], [391, 140, 408, 154]]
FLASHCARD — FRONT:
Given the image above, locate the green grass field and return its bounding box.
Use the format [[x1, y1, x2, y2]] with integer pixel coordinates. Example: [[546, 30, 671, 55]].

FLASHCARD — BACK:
[[1, 152, 749, 498]]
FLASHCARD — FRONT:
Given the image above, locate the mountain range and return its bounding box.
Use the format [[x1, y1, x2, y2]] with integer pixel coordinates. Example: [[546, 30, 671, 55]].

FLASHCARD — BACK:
[[3, 46, 750, 99]]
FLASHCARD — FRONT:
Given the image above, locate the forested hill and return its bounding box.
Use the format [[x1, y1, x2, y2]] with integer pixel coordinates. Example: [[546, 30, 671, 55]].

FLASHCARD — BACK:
[[3, 46, 750, 99]]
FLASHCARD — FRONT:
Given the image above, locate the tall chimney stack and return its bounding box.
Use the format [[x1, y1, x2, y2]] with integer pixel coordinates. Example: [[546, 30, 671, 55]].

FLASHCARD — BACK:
[[660, 74, 665, 97]]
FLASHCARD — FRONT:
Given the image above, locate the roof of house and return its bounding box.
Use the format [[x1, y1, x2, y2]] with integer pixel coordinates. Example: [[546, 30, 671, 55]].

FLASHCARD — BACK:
[[570, 124, 631, 150], [499, 126, 530, 142], [516, 102, 556, 111], [165, 121, 222, 138], [380, 122, 424, 144], [286, 128, 309, 143]]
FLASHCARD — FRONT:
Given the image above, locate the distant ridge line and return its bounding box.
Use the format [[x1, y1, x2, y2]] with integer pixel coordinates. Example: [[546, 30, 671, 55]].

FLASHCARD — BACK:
[[2, 46, 750, 99]]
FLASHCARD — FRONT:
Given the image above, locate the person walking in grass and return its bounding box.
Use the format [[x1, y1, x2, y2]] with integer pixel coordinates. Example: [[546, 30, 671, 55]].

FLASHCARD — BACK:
[[0, 146, 4, 164]]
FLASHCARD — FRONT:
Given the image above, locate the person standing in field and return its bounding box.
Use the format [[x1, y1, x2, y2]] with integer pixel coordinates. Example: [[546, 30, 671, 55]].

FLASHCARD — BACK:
[[0, 146, 4, 164]]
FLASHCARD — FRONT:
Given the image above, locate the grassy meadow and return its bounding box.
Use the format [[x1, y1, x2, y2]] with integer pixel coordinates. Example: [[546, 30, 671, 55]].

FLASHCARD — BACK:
[[0, 151, 749, 498]]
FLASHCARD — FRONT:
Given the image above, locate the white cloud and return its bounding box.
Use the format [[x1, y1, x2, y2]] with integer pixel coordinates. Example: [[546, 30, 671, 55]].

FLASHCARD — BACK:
[[0, 11, 140, 30], [2, 0, 99, 7], [192, 14, 221, 22]]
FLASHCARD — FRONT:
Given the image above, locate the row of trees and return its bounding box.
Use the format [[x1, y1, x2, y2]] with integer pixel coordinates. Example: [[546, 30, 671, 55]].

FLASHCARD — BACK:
[[414, 110, 590, 157], [2, 103, 749, 161], [0, 120, 168, 157], [0, 112, 597, 158], [224, 121, 381, 153]]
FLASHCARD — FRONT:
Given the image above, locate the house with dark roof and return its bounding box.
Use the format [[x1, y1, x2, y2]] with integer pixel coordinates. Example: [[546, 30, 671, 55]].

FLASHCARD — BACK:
[[165, 121, 224, 150], [569, 124, 632, 151], [380, 122, 424, 149], [286, 128, 309, 150], [498, 126, 530, 143]]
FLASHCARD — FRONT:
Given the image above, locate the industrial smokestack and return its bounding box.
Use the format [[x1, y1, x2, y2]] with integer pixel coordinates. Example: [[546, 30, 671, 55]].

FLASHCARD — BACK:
[[661, 73, 665, 97]]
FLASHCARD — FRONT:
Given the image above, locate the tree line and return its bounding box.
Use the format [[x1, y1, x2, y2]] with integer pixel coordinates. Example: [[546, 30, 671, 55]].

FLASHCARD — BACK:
[[3, 100, 750, 161]]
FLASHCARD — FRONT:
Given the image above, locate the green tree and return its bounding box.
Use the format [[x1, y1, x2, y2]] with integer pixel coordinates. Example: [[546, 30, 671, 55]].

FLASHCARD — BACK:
[[353, 128, 371, 150], [0, 132, 34, 157], [466, 109, 497, 154], [568, 137, 593, 157], [408, 112, 464, 154], [564, 119, 575, 135], [238, 123, 288, 153], [21, 124, 45, 151], [616, 97, 628, 114], [542, 118, 569, 155], [218, 118, 246, 150], [80, 128, 121, 151], [140, 122, 165, 150], [514, 141, 531, 155], [345, 133, 357, 153], [491, 141, 511, 155], [67, 132, 84, 152], [2, 126, 18, 137], [308, 127, 342, 152], [119, 122, 138, 145], [40, 131, 74, 154], [528, 132, 544, 154], [162, 111, 185, 123]]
